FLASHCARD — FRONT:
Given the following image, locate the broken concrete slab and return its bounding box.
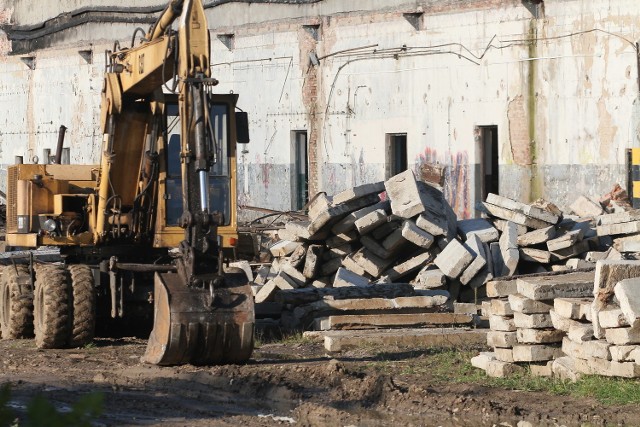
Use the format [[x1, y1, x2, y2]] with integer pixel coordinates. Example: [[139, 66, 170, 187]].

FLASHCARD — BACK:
[[554, 297, 592, 321], [385, 170, 444, 219], [592, 260, 640, 338], [414, 265, 446, 289], [280, 264, 307, 287], [519, 248, 551, 264], [552, 356, 583, 382], [433, 238, 474, 279], [516, 271, 594, 301], [471, 352, 496, 371], [605, 326, 640, 345], [517, 226, 557, 247], [609, 345, 640, 362], [352, 248, 394, 278], [549, 240, 590, 262], [333, 267, 370, 288], [302, 244, 324, 279], [487, 193, 560, 224], [254, 280, 279, 304], [493, 347, 514, 363], [570, 195, 604, 218], [331, 200, 390, 235], [341, 253, 369, 277], [459, 234, 487, 285], [597, 221, 640, 236], [401, 220, 435, 249], [489, 315, 516, 332], [499, 221, 519, 276], [486, 278, 518, 298], [332, 181, 385, 205], [547, 229, 584, 252], [354, 209, 388, 235], [478, 202, 551, 230], [573, 356, 640, 378], [489, 299, 513, 316], [269, 240, 301, 257], [485, 359, 525, 378], [360, 235, 392, 260], [378, 251, 434, 283], [614, 278, 640, 327], [598, 307, 630, 329], [326, 231, 359, 248], [457, 218, 499, 243], [493, 219, 528, 236], [565, 258, 595, 270]]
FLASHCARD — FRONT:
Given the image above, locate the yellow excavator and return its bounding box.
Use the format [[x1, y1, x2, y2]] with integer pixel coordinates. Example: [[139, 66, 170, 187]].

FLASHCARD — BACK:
[[0, 0, 254, 365]]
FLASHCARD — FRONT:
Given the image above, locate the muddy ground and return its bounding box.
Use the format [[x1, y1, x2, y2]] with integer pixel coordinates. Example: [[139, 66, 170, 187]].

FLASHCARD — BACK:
[[1, 336, 640, 427]]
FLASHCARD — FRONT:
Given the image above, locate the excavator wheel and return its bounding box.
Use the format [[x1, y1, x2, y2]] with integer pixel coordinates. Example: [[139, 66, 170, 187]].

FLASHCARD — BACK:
[[0, 264, 34, 339], [34, 265, 71, 349], [68, 264, 96, 348], [143, 268, 255, 366]]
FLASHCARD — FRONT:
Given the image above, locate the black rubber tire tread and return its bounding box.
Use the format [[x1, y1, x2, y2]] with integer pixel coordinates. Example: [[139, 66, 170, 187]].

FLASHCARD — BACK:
[[34, 264, 71, 349], [67, 264, 96, 348], [0, 264, 34, 339]]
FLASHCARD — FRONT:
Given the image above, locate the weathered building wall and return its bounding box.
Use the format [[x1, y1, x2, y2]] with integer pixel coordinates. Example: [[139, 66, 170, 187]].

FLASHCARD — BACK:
[[0, 0, 638, 219]]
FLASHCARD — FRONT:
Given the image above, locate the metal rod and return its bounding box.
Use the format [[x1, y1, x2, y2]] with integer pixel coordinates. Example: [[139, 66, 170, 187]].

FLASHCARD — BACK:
[[54, 125, 67, 164]]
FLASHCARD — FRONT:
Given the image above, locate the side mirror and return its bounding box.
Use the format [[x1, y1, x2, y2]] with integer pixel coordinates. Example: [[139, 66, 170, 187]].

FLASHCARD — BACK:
[[235, 111, 250, 144]]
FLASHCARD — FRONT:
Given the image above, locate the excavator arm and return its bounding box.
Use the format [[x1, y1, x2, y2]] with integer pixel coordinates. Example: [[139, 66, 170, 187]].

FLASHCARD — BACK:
[[97, 0, 254, 365]]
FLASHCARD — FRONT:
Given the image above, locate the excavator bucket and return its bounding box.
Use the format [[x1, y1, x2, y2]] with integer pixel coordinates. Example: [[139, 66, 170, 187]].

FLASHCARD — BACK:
[[142, 269, 254, 365]]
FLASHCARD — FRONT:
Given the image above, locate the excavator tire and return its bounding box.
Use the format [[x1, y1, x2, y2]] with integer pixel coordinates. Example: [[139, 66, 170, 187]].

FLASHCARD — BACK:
[[0, 264, 34, 339], [143, 268, 255, 366], [68, 264, 96, 348], [34, 265, 71, 349]]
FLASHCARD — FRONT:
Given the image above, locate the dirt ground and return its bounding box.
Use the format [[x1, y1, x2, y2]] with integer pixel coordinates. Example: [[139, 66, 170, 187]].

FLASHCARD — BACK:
[[2, 336, 640, 427]]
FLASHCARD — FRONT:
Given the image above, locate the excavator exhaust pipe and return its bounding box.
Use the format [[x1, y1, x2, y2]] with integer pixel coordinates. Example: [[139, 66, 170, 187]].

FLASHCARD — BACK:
[[143, 269, 254, 365]]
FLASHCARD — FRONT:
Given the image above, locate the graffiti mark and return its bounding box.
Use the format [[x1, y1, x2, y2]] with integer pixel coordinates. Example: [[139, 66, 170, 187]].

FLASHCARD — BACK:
[[416, 147, 471, 219]]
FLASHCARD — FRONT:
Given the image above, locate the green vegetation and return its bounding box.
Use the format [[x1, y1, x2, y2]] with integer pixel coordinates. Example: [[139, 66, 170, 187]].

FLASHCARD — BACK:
[[0, 384, 103, 427], [360, 347, 640, 406]]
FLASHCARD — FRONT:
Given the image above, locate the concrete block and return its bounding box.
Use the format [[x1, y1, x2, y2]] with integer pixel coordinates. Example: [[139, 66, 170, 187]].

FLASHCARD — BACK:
[[609, 345, 640, 362], [552, 357, 582, 382], [486, 193, 560, 224], [331, 200, 390, 235], [597, 209, 640, 226], [332, 181, 384, 205], [481, 301, 492, 317], [499, 221, 519, 276], [549, 240, 590, 262], [554, 297, 592, 320], [598, 306, 630, 329], [460, 234, 487, 285], [516, 271, 594, 301], [269, 240, 301, 257], [333, 267, 370, 288], [468, 267, 493, 289], [490, 242, 505, 278], [319, 256, 342, 277], [513, 312, 553, 329], [489, 299, 513, 316], [512, 344, 563, 362], [493, 219, 528, 236], [433, 238, 474, 279], [415, 212, 449, 237], [471, 352, 496, 371], [567, 323, 594, 342], [573, 356, 640, 378], [401, 220, 435, 249], [326, 244, 355, 259], [565, 258, 595, 270], [385, 170, 443, 219], [414, 266, 446, 289], [549, 309, 581, 332], [382, 227, 405, 252], [283, 220, 313, 241], [562, 337, 611, 360], [485, 360, 524, 378], [326, 231, 358, 248], [585, 250, 611, 263], [508, 293, 553, 314], [302, 244, 324, 279], [478, 201, 550, 229], [341, 254, 369, 277], [317, 312, 474, 330], [360, 235, 392, 260], [457, 218, 499, 243], [352, 248, 394, 278], [516, 226, 556, 247], [530, 361, 554, 377], [309, 193, 383, 236], [307, 192, 333, 222], [453, 302, 478, 315], [254, 265, 277, 286], [547, 229, 583, 252], [371, 220, 402, 241], [519, 248, 551, 264], [379, 251, 433, 283], [273, 271, 300, 290], [494, 347, 514, 362], [486, 279, 518, 298], [489, 314, 516, 332], [605, 326, 640, 345], [517, 328, 565, 344], [280, 264, 306, 287], [487, 331, 518, 348], [570, 195, 604, 217], [354, 209, 388, 235], [254, 280, 278, 304], [597, 221, 640, 236], [592, 260, 640, 336], [615, 278, 640, 327], [287, 244, 308, 269]]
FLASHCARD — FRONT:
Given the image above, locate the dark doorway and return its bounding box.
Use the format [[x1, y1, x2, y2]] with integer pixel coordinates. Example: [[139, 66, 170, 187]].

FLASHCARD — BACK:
[[386, 133, 408, 178], [292, 131, 309, 210], [480, 126, 499, 198]]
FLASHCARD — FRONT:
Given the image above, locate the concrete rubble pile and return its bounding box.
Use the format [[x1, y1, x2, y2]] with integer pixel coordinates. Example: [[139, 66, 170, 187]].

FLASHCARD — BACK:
[[472, 259, 640, 380], [252, 171, 640, 334]]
